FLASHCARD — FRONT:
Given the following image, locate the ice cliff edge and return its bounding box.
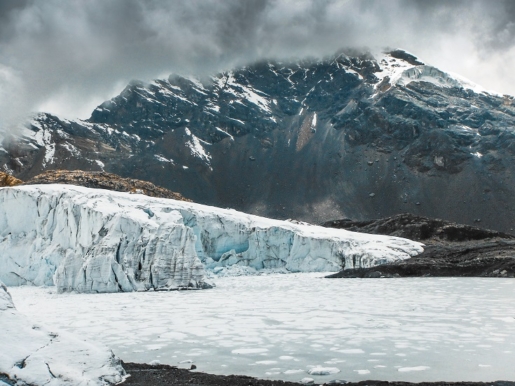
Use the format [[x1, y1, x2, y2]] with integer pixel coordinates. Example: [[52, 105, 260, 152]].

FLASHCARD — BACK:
[[0, 185, 423, 293]]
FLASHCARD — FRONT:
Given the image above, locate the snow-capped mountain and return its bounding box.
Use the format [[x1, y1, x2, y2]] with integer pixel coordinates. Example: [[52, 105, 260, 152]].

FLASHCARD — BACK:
[[0, 185, 422, 293], [2, 49, 515, 232]]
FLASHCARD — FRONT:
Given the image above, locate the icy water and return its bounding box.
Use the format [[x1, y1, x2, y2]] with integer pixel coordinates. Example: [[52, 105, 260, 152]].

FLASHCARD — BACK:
[[10, 274, 515, 383]]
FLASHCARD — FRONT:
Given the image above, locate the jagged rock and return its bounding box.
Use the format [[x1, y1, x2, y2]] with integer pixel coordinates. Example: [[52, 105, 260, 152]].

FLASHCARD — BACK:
[[0, 280, 126, 385], [0, 185, 423, 292], [324, 213, 515, 277]]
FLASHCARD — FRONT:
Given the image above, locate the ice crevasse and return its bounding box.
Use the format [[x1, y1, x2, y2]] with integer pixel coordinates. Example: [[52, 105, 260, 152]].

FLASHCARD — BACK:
[[0, 185, 424, 293]]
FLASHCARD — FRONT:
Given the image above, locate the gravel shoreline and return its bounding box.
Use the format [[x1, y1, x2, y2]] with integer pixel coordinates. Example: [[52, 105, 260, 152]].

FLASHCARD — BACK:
[[121, 363, 515, 386]]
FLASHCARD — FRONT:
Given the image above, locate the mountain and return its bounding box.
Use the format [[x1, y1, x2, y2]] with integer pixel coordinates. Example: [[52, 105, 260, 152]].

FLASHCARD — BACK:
[[2, 49, 515, 232], [0, 185, 422, 292]]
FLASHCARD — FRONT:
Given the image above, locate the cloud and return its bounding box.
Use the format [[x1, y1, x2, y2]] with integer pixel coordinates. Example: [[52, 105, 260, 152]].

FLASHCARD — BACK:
[[1, 0, 515, 128]]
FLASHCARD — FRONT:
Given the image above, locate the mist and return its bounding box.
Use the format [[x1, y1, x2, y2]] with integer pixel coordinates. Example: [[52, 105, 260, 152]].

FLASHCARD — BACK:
[[1, 0, 515, 129]]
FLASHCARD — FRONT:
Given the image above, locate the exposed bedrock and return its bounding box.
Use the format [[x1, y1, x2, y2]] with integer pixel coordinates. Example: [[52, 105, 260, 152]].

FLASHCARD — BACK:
[[0, 185, 423, 292]]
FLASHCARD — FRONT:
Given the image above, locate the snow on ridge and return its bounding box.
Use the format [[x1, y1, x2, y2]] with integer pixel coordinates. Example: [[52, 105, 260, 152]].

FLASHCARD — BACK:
[[217, 71, 272, 113], [215, 127, 234, 140], [0, 280, 126, 385], [0, 185, 423, 294], [184, 127, 212, 165], [374, 50, 497, 95]]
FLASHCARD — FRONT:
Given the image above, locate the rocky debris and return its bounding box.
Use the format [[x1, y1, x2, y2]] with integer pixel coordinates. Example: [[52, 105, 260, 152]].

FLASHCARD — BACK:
[[121, 362, 515, 386], [23, 170, 191, 202], [324, 213, 515, 278], [0, 172, 22, 187]]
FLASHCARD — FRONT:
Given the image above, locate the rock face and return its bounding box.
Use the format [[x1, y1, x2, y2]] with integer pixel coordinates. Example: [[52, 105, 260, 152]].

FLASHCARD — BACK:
[[324, 213, 515, 278], [0, 185, 423, 292], [3, 49, 515, 232], [322, 213, 514, 242], [0, 280, 126, 385], [24, 170, 191, 201]]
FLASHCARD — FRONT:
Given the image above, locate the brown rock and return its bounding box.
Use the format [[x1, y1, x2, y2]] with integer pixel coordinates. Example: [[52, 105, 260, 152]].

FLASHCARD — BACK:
[[0, 172, 23, 187], [23, 170, 191, 202]]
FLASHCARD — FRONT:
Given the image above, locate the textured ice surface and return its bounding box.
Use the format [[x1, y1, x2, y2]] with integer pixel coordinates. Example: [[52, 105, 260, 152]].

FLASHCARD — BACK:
[[0, 281, 125, 385], [0, 185, 422, 293], [10, 275, 515, 383]]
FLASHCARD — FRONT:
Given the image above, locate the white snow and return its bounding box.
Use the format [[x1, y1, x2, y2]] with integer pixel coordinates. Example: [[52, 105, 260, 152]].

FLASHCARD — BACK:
[[217, 72, 272, 113], [184, 127, 212, 165], [154, 154, 174, 163], [0, 280, 126, 385], [0, 185, 422, 293], [95, 160, 105, 170], [307, 367, 340, 375], [229, 117, 245, 125], [215, 127, 234, 141], [398, 366, 430, 372], [28, 127, 55, 167], [10, 276, 515, 383], [374, 51, 497, 95], [60, 142, 81, 157]]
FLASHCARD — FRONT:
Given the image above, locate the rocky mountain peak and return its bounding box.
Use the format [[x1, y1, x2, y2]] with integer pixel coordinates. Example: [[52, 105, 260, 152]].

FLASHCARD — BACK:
[[2, 48, 515, 233]]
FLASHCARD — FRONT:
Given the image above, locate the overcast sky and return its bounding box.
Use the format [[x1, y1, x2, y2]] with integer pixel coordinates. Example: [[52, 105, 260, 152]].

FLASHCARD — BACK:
[[1, 0, 515, 128]]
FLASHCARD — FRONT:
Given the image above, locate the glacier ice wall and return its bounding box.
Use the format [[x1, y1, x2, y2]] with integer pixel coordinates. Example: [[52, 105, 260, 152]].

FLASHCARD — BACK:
[[0, 185, 423, 293], [0, 280, 126, 385]]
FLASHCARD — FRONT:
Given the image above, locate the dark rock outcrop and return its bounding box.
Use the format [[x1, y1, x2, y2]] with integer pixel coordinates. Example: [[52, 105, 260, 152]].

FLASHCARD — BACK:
[[122, 362, 515, 386], [324, 213, 515, 278]]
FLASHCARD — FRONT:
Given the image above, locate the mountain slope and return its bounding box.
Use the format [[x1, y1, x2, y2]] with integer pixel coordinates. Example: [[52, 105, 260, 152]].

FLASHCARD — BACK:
[[2, 49, 515, 232]]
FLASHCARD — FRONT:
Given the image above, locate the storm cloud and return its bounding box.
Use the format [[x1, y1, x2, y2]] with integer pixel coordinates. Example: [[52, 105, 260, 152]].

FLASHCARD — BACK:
[[1, 0, 515, 128]]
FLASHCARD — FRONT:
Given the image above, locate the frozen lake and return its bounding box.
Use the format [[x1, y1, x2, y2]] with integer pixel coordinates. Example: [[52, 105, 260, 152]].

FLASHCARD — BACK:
[[10, 274, 515, 383]]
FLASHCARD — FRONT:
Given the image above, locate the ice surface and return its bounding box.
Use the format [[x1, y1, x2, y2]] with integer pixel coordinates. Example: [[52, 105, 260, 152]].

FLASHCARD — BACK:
[[0, 280, 125, 385], [0, 185, 422, 293], [10, 275, 515, 383], [307, 367, 340, 375]]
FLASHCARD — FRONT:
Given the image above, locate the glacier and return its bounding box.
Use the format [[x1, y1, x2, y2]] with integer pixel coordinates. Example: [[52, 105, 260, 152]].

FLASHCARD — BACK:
[[0, 185, 423, 293], [0, 280, 126, 385]]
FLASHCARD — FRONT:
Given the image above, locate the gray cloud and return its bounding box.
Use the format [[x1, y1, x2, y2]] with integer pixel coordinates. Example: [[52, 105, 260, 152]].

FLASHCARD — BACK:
[[1, 0, 515, 129]]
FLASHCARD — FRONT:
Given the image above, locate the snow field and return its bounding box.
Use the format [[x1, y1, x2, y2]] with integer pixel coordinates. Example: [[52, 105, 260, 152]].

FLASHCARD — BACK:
[[10, 274, 515, 383], [0, 281, 126, 385]]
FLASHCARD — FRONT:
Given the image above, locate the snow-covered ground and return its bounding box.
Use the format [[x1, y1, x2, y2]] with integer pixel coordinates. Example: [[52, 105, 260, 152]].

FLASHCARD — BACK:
[[10, 274, 515, 383], [0, 281, 126, 385]]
